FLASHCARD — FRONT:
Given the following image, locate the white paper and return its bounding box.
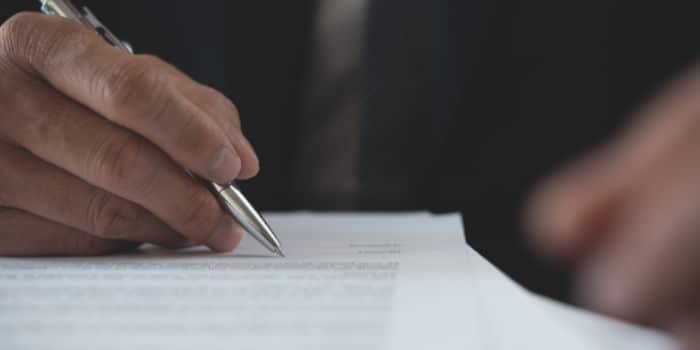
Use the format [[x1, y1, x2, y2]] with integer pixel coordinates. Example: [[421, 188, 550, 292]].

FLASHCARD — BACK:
[[0, 213, 481, 350], [463, 242, 677, 349], [0, 212, 677, 350]]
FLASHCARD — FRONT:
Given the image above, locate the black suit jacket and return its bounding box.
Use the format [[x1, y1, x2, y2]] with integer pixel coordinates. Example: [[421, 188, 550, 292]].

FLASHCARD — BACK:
[[2, 1, 699, 301]]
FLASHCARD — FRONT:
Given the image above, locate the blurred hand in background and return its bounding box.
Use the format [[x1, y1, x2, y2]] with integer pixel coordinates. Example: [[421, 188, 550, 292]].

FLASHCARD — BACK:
[[527, 62, 700, 347]]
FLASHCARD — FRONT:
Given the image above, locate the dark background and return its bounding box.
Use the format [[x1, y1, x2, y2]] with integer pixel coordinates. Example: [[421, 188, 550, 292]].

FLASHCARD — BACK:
[[1, 1, 699, 303]]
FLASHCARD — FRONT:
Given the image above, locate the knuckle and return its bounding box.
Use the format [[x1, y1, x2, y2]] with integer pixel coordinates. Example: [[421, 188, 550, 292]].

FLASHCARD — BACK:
[[203, 87, 242, 128], [99, 57, 151, 105], [0, 12, 36, 49], [0, 12, 94, 71], [98, 55, 171, 119], [0, 12, 38, 60], [173, 112, 207, 154], [1, 11, 35, 30], [177, 188, 220, 242], [90, 134, 159, 194], [86, 191, 143, 239], [20, 96, 74, 146]]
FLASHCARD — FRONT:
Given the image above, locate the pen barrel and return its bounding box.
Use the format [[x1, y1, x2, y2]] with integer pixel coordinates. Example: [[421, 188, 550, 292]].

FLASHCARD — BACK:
[[217, 186, 282, 254], [189, 173, 279, 253], [188, 173, 279, 253], [40, 0, 82, 21], [41, 0, 133, 54]]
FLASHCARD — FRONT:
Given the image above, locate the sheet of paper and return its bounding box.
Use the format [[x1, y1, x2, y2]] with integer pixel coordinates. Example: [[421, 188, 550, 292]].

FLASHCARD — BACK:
[[464, 243, 677, 349], [530, 293, 677, 349], [0, 212, 677, 350], [0, 213, 481, 350]]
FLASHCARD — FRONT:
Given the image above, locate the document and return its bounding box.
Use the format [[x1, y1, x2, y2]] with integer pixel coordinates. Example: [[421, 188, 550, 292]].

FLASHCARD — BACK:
[[0, 213, 481, 350], [464, 237, 676, 349], [0, 212, 676, 349]]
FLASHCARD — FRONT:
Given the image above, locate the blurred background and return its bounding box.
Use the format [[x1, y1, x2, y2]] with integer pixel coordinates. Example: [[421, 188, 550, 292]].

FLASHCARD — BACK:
[[2, 1, 700, 303]]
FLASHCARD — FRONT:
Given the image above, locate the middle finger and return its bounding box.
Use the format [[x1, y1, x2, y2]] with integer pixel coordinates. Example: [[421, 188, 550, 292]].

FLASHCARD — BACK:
[[0, 142, 190, 248], [0, 72, 242, 252]]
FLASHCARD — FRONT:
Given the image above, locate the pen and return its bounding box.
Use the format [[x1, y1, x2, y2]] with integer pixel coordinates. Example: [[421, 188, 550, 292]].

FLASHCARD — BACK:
[[38, 0, 285, 257]]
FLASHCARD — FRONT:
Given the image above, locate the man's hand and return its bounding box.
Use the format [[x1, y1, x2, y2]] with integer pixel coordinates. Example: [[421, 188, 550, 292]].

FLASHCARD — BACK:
[[0, 13, 259, 256], [526, 63, 700, 346]]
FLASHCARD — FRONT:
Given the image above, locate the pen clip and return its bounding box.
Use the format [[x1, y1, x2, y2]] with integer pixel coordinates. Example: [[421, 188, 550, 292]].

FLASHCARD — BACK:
[[40, 0, 133, 54]]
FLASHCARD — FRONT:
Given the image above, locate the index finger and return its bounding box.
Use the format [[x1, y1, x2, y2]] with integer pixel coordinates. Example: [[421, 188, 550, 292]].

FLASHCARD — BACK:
[[1, 12, 255, 184]]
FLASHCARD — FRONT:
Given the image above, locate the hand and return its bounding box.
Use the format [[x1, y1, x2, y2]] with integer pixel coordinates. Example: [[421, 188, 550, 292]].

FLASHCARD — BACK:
[[526, 63, 700, 347], [0, 13, 259, 256]]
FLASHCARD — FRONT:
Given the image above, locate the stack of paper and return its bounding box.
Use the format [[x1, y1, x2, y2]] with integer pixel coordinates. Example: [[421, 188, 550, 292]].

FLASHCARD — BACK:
[[0, 213, 678, 349]]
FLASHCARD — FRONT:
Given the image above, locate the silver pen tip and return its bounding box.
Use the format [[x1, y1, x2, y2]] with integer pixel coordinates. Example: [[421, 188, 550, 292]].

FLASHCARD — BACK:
[[275, 248, 286, 258]]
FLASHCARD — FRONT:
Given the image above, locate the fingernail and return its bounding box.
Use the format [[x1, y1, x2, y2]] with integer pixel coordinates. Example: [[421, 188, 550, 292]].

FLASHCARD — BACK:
[[207, 218, 244, 252], [209, 148, 241, 183]]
